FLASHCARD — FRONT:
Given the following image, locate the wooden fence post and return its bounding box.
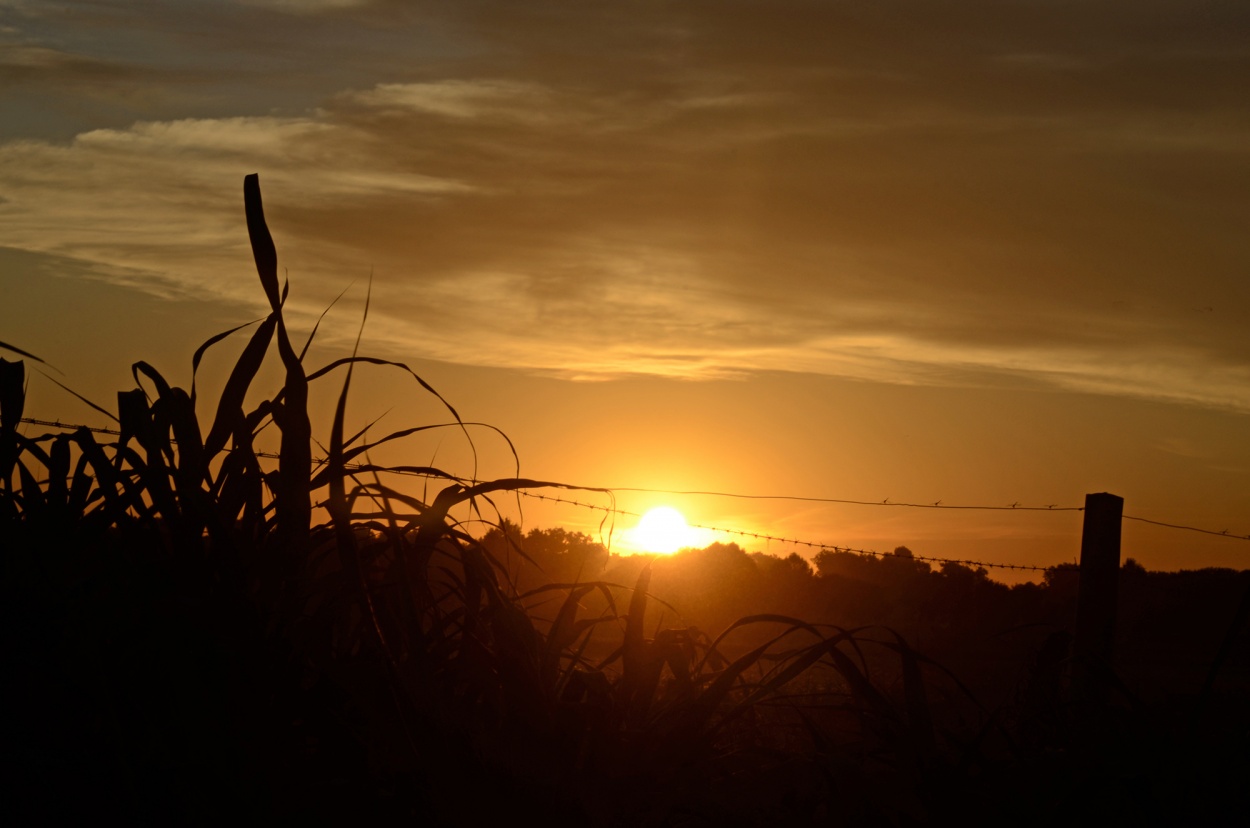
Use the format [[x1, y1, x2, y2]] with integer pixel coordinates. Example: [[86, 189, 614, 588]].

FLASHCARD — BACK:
[[1073, 491, 1123, 713]]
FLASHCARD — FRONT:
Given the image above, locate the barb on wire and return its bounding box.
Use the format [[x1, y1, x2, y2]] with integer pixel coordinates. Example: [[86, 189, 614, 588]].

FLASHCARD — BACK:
[[607, 486, 1086, 512], [1124, 514, 1250, 542], [19, 417, 121, 436]]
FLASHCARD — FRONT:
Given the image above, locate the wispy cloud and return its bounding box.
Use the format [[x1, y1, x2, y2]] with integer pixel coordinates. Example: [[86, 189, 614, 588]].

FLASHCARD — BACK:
[[0, 113, 472, 306], [240, 0, 371, 11], [347, 80, 556, 122], [1, 1, 1247, 411]]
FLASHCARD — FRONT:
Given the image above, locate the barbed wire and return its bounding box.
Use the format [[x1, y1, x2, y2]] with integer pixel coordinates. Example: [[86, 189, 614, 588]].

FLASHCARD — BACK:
[[16, 416, 1249, 546], [19, 417, 123, 436], [518, 492, 1066, 574], [1123, 514, 1250, 542], [609, 486, 1084, 512]]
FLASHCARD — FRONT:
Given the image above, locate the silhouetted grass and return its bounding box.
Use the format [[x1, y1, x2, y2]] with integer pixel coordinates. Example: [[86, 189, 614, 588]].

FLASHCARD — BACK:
[[3, 176, 1247, 826]]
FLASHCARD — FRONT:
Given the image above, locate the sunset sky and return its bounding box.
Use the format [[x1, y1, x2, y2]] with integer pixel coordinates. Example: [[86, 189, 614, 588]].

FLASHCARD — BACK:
[[2, 1, 1248, 578]]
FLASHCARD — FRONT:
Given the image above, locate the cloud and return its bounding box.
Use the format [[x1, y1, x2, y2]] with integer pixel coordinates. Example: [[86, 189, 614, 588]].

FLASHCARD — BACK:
[[0, 113, 473, 308], [240, 0, 370, 10], [0, 40, 145, 90], [346, 80, 554, 121], [0, 1, 1248, 412]]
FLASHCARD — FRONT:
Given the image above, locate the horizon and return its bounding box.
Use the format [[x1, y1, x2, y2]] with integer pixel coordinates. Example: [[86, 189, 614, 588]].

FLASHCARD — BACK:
[[2, 1, 1248, 580]]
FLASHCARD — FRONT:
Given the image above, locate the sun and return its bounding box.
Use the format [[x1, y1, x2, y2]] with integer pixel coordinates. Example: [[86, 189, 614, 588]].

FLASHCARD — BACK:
[[627, 506, 698, 555]]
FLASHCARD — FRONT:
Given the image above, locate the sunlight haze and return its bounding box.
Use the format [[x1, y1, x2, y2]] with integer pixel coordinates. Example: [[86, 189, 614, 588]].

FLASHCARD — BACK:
[[2, 0, 1248, 578], [622, 506, 716, 555]]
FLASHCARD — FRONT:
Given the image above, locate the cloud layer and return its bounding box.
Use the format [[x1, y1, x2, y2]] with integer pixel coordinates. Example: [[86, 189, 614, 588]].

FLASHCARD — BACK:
[[2, 1, 1248, 409]]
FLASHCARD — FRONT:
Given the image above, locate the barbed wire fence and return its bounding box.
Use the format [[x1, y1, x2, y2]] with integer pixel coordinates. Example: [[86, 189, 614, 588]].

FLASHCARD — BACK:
[[16, 417, 1250, 578], [517, 491, 1063, 573]]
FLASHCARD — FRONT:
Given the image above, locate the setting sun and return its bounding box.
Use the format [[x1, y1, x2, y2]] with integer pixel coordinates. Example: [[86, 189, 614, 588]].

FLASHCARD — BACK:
[[6, 3, 1250, 821], [627, 506, 700, 554]]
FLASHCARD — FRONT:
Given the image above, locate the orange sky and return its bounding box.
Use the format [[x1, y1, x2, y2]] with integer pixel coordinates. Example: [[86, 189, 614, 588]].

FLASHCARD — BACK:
[[1, 1, 1248, 580]]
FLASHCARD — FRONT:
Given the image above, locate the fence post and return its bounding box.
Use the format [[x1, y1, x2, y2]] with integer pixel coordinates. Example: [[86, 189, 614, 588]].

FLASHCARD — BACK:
[[1073, 491, 1123, 714]]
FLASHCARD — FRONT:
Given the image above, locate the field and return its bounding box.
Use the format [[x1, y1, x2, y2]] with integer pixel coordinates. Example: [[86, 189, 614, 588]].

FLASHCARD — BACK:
[[3, 177, 1248, 826]]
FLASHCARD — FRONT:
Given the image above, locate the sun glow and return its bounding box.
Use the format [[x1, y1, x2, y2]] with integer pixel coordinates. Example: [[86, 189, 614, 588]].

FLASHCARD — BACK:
[[626, 506, 701, 555]]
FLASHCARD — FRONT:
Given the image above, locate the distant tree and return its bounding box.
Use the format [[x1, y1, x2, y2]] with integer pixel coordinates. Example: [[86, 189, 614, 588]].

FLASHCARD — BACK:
[[1044, 562, 1079, 588], [522, 526, 609, 582], [813, 549, 869, 580], [752, 551, 815, 579], [783, 551, 814, 576], [479, 520, 608, 589]]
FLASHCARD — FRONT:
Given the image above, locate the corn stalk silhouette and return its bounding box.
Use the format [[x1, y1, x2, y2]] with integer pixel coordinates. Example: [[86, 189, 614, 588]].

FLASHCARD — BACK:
[[1, 175, 963, 825]]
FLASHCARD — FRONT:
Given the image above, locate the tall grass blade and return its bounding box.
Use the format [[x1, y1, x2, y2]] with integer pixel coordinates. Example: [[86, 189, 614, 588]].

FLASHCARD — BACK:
[[189, 318, 262, 404], [298, 282, 354, 363], [244, 174, 281, 311], [45, 434, 71, 508], [245, 175, 312, 550], [34, 369, 117, 423], [201, 316, 276, 462], [0, 341, 47, 364], [307, 355, 466, 427], [620, 561, 653, 711], [0, 358, 24, 486]]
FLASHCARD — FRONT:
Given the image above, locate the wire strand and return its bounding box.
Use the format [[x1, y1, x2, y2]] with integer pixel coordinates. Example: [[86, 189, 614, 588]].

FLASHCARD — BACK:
[[518, 491, 1067, 573], [1123, 514, 1250, 541], [608, 486, 1084, 512], [17, 416, 1249, 547]]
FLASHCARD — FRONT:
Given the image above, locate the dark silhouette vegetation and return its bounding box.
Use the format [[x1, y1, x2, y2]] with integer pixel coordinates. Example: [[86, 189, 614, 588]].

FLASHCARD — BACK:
[[3, 177, 1248, 825]]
